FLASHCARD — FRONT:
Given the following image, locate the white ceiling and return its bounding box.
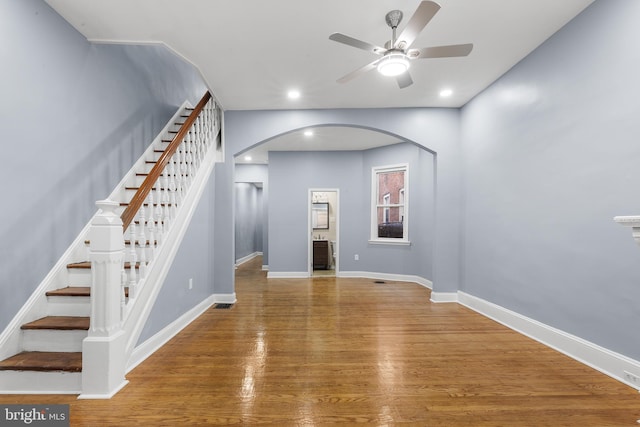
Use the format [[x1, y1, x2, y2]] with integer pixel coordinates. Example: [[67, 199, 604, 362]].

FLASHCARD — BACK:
[[45, 0, 594, 162], [237, 126, 405, 164]]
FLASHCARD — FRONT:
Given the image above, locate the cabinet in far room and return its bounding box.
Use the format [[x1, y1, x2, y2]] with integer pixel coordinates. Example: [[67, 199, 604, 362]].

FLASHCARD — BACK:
[[313, 240, 329, 270]]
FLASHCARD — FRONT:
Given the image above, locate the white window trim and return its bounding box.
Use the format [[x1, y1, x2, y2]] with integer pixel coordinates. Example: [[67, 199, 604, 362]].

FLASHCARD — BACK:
[[369, 163, 410, 245], [382, 193, 391, 223]]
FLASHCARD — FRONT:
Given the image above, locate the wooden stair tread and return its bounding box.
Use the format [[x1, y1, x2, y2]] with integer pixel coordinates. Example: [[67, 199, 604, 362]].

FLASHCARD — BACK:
[[0, 351, 82, 372], [67, 261, 142, 269], [84, 239, 157, 246], [21, 316, 89, 330], [47, 286, 129, 298], [135, 219, 164, 225], [67, 261, 91, 269], [46, 286, 90, 297], [119, 202, 174, 207], [125, 186, 169, 191], [137, 172, 190, 177]]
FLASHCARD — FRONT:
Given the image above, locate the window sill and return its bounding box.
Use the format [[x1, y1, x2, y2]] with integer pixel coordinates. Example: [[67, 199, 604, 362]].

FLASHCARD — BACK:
[[368, 239, 411, 246]]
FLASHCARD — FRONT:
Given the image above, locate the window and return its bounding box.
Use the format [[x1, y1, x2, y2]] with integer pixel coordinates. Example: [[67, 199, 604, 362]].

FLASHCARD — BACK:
[[382, 193, 391, 223], [371, 164, 409, 243]]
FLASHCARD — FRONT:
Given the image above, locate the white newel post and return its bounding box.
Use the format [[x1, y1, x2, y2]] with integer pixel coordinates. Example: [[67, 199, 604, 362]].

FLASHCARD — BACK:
[[80, 199, 129, 399]]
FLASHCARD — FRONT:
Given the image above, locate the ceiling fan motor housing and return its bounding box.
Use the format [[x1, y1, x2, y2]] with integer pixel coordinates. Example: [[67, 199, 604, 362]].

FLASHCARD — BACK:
[[385, 10, 403, 29]]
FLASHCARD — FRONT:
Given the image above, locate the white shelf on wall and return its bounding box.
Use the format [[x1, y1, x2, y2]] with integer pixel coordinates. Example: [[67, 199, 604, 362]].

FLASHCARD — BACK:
[[614, 215, 640, 245]]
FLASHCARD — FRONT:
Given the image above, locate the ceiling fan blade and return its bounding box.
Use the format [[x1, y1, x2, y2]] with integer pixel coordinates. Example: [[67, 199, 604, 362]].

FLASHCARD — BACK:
[[409, 43, 473, 59], [329, 33, 386, 55], [336, 60, 380, 84], [395, 1, 441, 49], [396, 71, 413, 89]]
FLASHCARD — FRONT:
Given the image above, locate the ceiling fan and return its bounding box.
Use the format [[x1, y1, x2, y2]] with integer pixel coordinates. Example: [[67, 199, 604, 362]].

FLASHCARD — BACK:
[[329, 1, 473, 89]]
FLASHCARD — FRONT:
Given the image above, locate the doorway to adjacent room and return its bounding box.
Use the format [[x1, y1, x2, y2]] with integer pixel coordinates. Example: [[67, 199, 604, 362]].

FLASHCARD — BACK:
[[309, 189, 339, 277]]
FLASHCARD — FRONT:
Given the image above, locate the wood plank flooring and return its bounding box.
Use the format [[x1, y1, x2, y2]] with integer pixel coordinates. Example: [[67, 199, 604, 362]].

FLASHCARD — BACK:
[[2, 256, 639, 425]]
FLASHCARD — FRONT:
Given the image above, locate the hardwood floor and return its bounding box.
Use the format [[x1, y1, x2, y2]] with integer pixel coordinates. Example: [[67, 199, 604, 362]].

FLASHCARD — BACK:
[[2, 256, 639, 425]]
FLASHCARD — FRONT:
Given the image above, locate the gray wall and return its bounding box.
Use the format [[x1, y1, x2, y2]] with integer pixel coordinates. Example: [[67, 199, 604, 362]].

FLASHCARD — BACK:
[[137, 177, 216, 344], [223, 111, 461, 294], [460, 0, 640, 360], [362, 144, 435, 279], [235, 164, 269, 265], [269, 151, 363, 273], [267, 143, 435, 278], [234, 183, 262, 262], [0, 0, 211, 339]]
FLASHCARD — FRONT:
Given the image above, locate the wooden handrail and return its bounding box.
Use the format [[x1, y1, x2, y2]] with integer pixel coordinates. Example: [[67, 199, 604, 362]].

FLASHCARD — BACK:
[[121, 91, 212, 231]]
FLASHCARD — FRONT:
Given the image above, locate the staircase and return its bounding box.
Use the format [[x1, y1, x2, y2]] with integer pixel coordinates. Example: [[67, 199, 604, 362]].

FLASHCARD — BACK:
[[0, 91, 221, 396]]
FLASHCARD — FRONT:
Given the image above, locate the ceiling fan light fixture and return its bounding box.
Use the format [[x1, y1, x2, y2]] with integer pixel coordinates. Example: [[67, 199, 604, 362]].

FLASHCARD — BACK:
[[377, 53, 410, 77]]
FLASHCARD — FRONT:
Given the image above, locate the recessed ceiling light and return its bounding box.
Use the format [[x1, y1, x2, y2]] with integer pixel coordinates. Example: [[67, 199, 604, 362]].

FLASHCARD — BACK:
[[244, 155, 252, 161], [440, 89, 453, 97], [287, 89, 301, 99], [304, 130, 313, 137]]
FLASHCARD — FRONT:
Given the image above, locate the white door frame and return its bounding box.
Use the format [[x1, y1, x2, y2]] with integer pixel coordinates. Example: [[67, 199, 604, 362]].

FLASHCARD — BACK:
[[308, 189, 339, 277]]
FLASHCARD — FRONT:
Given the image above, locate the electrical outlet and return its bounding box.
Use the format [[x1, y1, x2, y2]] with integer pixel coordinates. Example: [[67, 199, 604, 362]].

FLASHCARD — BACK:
[[354, 254, 359, 261], [624, 370, 639, 386], [189, 278, 193, 290]]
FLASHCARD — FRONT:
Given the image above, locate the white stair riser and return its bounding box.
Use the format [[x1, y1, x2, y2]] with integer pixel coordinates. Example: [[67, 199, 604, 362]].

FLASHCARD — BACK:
[[22, 330, 87, 352], [0, 371, 81, 394], [67, 269, 91, 286], [46, 296, 90, 316]]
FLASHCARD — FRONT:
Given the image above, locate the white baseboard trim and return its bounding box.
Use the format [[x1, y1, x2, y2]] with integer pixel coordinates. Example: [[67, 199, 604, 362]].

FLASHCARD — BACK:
[[212, 293, 237, 304], [77, 380, 129, 400], [458, 291, 640, 391], [235, 252, 262, 267], [127, 295, 216, 373], [430, 292, 459, 303], [267, 271, 309, 279], [338, 271, 432, 289], [262, 265, 269, 271]]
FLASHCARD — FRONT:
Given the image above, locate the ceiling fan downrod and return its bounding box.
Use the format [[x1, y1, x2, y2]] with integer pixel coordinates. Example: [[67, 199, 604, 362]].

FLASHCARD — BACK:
[[385, 10, 403, 46]]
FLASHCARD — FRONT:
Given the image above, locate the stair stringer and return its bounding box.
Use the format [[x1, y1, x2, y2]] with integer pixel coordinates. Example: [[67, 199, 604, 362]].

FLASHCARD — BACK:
[[0, 100, 201, 394], [122, 131, 217, 364]]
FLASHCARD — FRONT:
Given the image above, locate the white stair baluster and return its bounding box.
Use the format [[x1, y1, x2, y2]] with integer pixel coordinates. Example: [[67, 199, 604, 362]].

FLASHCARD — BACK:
[[163, 195, 171, 230], [128, 219, 138, 299], [186, 132, 194, 184], [162, 170, 170, 207], [121, 259, 127, 317], [170, 190, 177, 219], [168, 159, 177, 201], [137, 204, 146, 250], [155, 201, 164, 245], [147, 216, 156, 260], [179, 140, 188, 190], [154, 175, 162, 213], [146, 191, 155, 228]]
